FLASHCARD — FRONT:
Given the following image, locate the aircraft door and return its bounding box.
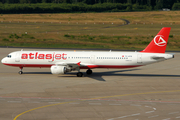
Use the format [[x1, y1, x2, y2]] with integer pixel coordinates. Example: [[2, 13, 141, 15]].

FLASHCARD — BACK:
[[15, 52, 20, 62], [137, 54, 142, 63], [90, 55, 95, 64]]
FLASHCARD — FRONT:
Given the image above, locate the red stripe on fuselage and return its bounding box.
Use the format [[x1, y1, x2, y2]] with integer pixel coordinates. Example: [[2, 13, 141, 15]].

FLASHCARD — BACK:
[[2, 63, 142, 69]]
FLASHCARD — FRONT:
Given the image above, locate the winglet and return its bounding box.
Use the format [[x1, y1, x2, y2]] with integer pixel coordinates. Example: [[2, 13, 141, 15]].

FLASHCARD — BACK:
[[140, 27, 171, 53]]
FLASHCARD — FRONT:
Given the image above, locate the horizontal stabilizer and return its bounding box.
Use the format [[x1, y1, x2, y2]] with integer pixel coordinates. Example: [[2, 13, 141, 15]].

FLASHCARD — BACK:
[[151, 56, 166, 60]]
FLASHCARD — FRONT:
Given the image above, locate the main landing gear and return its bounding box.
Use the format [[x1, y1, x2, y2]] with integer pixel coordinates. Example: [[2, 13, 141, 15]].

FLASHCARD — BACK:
[[77, 72, 83, 77], [76, 67, 83, 77], [77, 69, 93, 77], [86, 69, 92, 75], [18, 67, 23, 75]]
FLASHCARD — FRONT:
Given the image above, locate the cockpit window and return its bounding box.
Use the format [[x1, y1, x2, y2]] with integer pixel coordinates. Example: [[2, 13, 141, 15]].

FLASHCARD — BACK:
[[7, 55, 12, 58]]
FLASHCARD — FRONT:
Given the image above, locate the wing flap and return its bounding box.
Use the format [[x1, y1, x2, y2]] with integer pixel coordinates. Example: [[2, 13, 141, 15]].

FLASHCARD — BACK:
[[54, 61, 91, 69]]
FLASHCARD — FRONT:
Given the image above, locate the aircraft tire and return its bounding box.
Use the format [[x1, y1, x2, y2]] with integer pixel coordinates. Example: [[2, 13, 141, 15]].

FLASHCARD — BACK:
[[86, 69, 92, 75], [77, 72, 83, 77], [18, 71, 23, 75]]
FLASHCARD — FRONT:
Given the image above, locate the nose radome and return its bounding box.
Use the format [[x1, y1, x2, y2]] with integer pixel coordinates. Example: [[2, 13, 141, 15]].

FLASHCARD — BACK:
[[1, 58, 5, 63]]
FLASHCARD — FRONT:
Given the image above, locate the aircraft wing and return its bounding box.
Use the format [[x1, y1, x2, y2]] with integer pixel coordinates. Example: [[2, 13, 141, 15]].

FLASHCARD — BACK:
[[54, 61, 89, 69]]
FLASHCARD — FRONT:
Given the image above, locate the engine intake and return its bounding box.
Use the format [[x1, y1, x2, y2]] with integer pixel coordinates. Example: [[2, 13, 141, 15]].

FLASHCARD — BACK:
[[51, 65, 67, 74]]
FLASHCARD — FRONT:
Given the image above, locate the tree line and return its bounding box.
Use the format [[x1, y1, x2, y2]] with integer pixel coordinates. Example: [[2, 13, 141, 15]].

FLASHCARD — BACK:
[[0, 0, 180, 13]]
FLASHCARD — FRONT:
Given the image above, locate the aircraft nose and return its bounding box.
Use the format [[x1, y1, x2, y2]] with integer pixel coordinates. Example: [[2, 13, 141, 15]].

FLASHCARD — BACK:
[[1, 58, 6, 64]]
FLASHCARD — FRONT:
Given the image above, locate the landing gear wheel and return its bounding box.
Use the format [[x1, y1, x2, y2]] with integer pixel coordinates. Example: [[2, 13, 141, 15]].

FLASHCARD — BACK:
[[18, 71, 23, 75], [19, 67, 23, 75], [77, 72, 83, 77], [86, 69, 92, 75]]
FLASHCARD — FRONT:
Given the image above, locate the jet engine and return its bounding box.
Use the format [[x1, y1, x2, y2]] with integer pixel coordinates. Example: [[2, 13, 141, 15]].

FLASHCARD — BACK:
[[50, 65, 67, 74]]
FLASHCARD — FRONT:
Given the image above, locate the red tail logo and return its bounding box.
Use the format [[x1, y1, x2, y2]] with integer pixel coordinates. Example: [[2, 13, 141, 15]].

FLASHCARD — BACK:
[[154, 35, 166, 46], [141, 27, 171, 53]]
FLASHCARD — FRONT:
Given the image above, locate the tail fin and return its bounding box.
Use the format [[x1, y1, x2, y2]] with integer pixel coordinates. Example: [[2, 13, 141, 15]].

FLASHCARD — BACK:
[[140, 27, 171, 53]]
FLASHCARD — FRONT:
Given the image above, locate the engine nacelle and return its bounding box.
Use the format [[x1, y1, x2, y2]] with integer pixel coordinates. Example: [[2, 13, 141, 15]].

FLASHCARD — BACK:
[[50, 65, 67, 74]]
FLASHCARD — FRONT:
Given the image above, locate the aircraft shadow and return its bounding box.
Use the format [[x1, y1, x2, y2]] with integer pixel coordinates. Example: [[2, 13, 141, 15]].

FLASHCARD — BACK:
[[60, 69, 180, 81], [22, 69, 180, 81], [59, 69, 139, 81], [87, 73, 180, 81], [23, 72, 52, 74]]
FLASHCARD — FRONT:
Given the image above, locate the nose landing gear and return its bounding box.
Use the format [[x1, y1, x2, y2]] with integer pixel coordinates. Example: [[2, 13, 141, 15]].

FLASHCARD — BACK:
[[18, 67, 23, 75]]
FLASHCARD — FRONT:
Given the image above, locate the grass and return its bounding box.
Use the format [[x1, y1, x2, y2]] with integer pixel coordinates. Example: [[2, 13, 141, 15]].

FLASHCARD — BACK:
[[0, 11, 180, 51], [1, 11, 180, 24]]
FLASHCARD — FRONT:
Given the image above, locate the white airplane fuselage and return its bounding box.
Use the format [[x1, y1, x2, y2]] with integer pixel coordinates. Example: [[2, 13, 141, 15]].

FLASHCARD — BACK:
[[1, 51, 173, 69]]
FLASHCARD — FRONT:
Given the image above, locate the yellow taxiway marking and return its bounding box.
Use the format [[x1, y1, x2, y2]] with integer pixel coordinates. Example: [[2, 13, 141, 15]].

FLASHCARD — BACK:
[[14, 90, 180, 120], [13, 101, 75, 120]]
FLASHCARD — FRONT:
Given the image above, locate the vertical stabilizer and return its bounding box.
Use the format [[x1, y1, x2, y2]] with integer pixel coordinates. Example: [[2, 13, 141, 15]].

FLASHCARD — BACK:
[[140, 27, 171, 53]]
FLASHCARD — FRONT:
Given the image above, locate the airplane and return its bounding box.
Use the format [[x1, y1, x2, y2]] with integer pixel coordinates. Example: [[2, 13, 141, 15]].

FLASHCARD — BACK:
[[1, 27, 174, 77]]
